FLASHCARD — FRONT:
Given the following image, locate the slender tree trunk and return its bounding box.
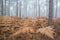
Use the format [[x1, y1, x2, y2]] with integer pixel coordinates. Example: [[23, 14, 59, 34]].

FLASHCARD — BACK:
[[38, 0, 40, 16], [2, 0, 3, 16], [48, 0, 53, 26], [5, 0, 6, 16], [20, 1, 21, 17], [16, 0, 18, 16], [8, 0, 10, 16], [55, 0, 58, 18]]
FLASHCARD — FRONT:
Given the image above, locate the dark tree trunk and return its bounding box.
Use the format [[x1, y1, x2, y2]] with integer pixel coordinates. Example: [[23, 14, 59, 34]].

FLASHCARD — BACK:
[[16, 0, 18, 16], [48, 0, 53, 26], [2, 0, 3, 16], [55, 0, 58, 18]]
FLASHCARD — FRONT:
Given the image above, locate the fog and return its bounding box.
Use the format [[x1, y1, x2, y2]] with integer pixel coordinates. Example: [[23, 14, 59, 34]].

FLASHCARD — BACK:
[[0, 0, 60, 18]]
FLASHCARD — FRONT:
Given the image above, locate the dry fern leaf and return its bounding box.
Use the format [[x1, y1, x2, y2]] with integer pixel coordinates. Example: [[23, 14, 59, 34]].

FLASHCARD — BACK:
[[10, 27, 34, 37], [36, 26, 55, 39]]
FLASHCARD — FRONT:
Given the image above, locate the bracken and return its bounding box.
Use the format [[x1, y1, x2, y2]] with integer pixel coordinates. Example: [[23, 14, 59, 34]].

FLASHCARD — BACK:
[[0, 16, 60, 40]]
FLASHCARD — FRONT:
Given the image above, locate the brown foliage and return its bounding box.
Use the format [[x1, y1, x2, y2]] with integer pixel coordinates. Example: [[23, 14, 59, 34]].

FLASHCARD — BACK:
[[0, 16, 60, 40]]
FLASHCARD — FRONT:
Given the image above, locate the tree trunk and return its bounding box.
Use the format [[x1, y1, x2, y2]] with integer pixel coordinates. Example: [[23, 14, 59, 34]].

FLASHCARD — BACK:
[[48, 0, 53, 26]]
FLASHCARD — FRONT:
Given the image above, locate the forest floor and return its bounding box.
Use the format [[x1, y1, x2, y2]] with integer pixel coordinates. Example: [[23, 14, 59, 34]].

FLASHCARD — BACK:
[[0, 16, 60, 40]]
